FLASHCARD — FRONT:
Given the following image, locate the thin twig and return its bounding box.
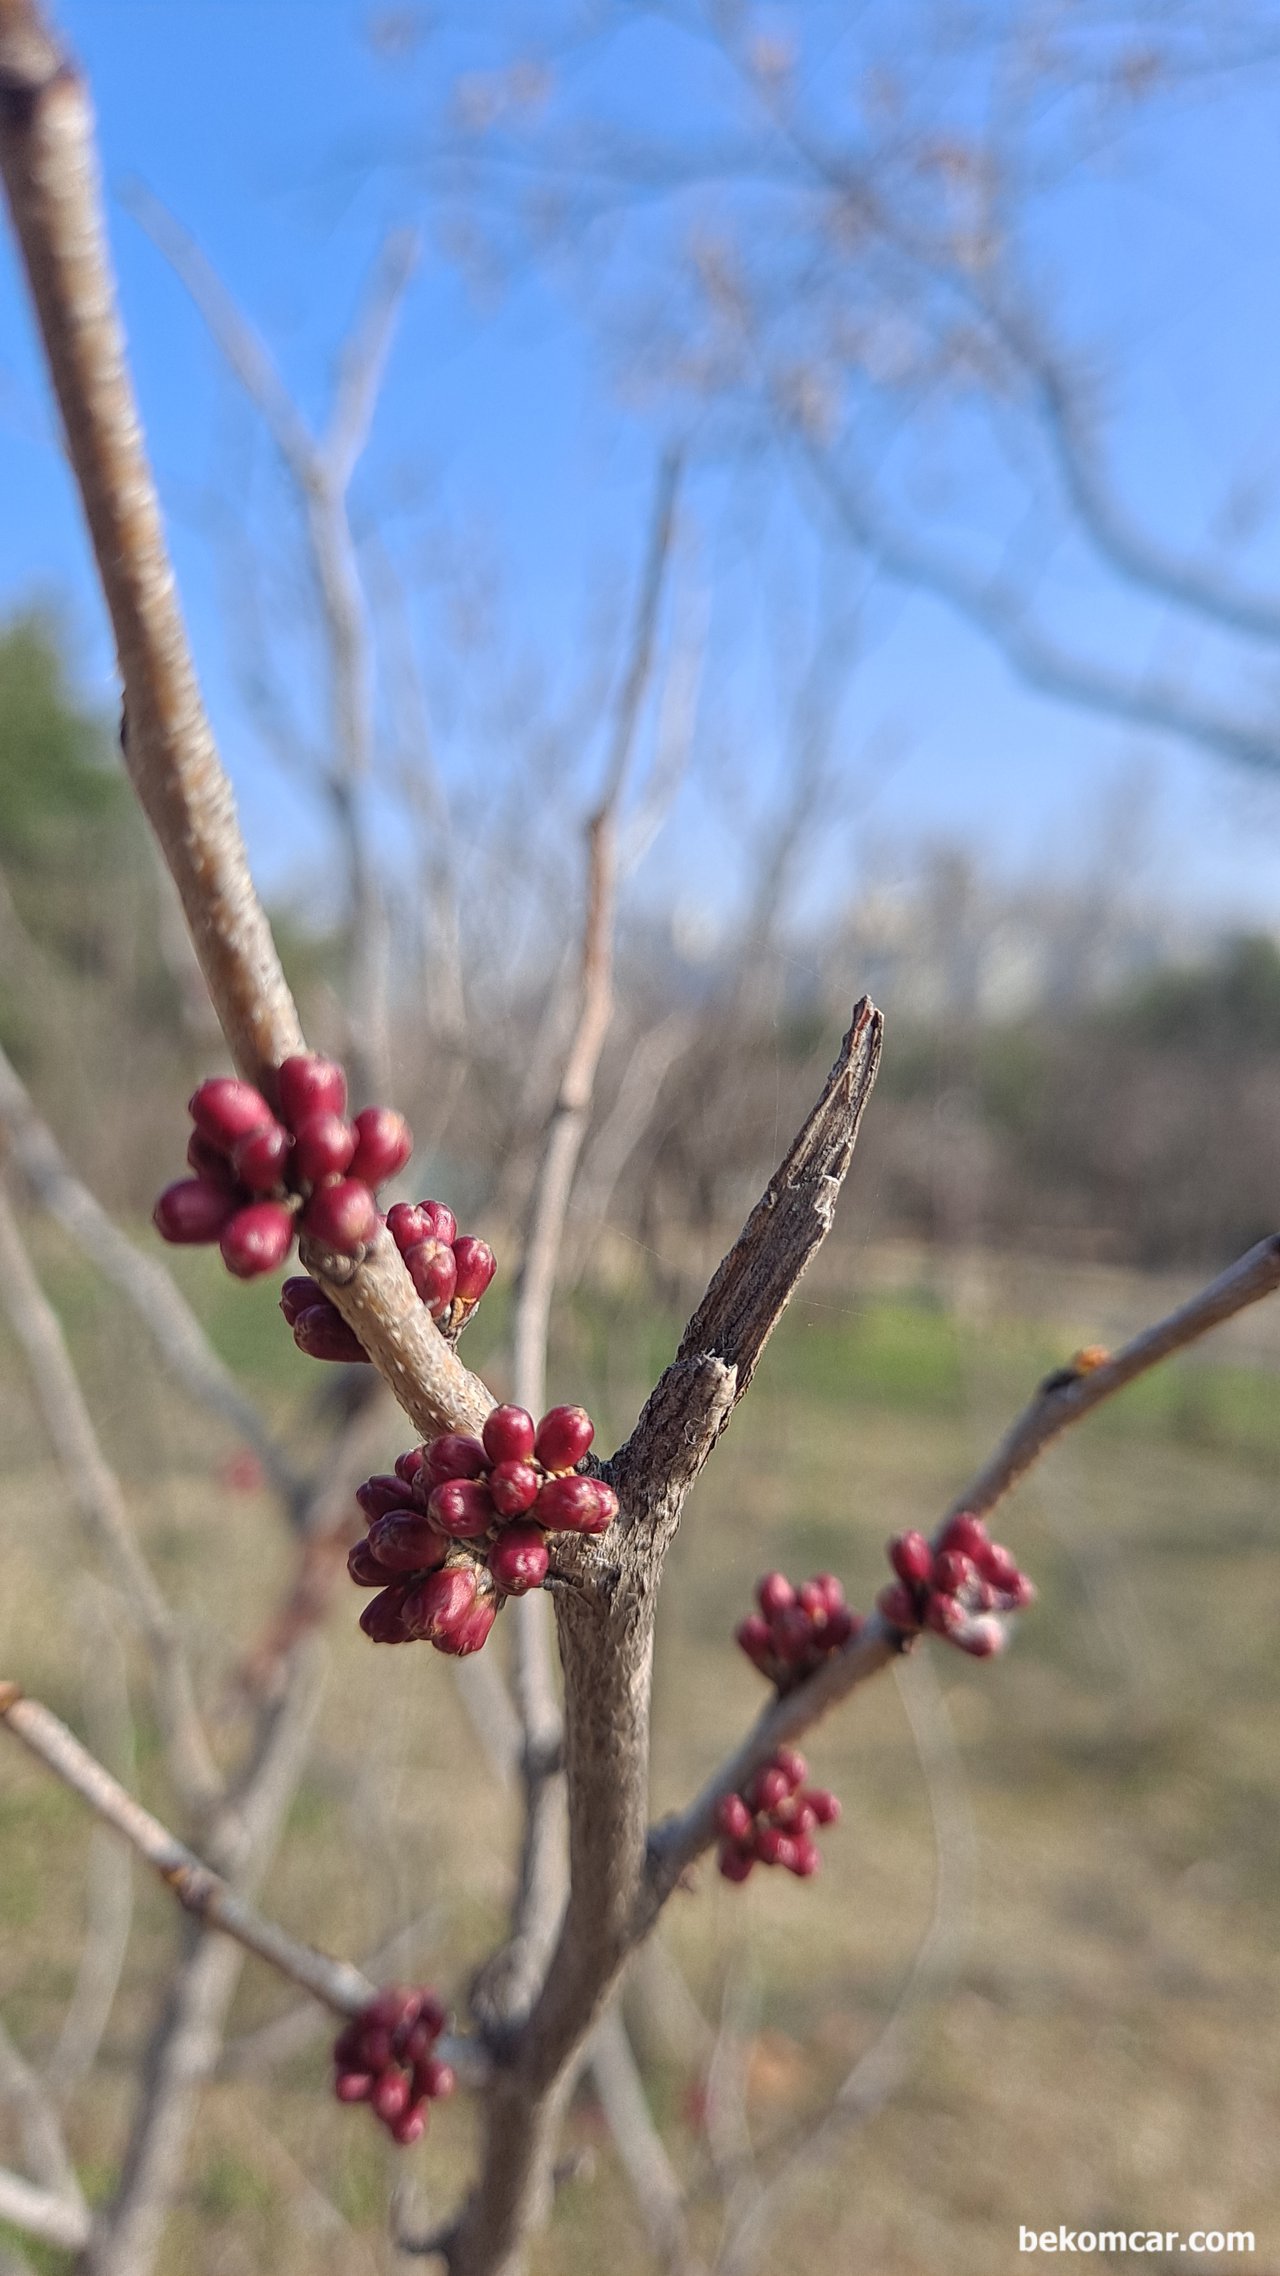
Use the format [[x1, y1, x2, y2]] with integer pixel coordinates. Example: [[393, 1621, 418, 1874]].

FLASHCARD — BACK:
[[0, 11, 303, 1091], [589, 2003, 700, 2275], [0, 1181, 223, 1815], [0, 1036, 305, 1514], [0, 2167, 89, 2253], [45, 1589, 136, 2102], [0, 2021, 84, 2213], [646, 1229, 1280, 1904], [0, 1682, 372, 2019]]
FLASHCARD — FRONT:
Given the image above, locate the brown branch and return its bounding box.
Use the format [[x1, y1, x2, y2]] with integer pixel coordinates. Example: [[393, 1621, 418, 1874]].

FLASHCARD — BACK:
[[0, 1035, 306, 1514], [647, 1229, 1280, 1907], [0, 1182, 223, 1816], [0, 2167, 89, 2254], [0, 1682, 373, 2019], [0, 10, 302, 1093]]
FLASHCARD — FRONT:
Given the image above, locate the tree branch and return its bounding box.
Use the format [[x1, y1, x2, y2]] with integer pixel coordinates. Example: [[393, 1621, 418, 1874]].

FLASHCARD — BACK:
[[0, 9, 302, 1092], [0, 1183, 223, 1816], [0, 2167, 89, 2254]]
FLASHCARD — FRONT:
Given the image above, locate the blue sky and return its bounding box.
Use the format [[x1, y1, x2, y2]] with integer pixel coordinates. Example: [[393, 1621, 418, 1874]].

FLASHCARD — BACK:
[[5, 0, 1280, 941]]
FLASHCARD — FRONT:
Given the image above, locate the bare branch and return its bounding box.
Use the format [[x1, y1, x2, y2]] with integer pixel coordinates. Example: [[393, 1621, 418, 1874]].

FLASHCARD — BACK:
[[325, 226, 421, 485], [0, 1182, 223, 1815], [945, 1231, 1280, 1525], [0, 2167, 89, 2253], [589, 2004, 699, 2275], [648, 1230, 1280, 1906], [0, 1036, 305, 1514], [0, 1682, 372, 2019], [0, 2020, 84, 2211], [45, 1593, 136, 2102], [612, 995, 884, 1530], [0, 13, 303, 1091]]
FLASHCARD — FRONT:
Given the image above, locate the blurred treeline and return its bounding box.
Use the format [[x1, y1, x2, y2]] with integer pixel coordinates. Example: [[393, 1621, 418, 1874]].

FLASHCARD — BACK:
[[4, 605, 1276, 1274]]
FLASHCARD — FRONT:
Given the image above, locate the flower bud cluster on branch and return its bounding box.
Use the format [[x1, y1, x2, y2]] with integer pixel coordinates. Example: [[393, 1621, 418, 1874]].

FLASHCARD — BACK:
[[735, 1570, 865, 1689], [347, 1405, 619, 1654], [332, 1986, 455, 2147], [715, 1746, 841, 1882], [153, 1056, 409, 1277], [281, 1199, 495, 1361], [879, 1514, 1034, 1657]]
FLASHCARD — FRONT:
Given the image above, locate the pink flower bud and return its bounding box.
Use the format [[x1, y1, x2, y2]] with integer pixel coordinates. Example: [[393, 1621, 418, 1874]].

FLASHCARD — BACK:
[[402, 1564, 479, 1646], [955, 1614, 1007, 1657], [735, 1614, 774, 1671], [933, 1549, 976, 1598], [940, 1511, 989, 1560], [424, 1434, 487, 1484], [188, 1076, 273, 1151], [366, 1512, 450, 1574], [748, 1766, 790, 1814], [187, 1131, 239, 1193], [534, 1475, 608, 1533], [769, 1606, 816, 1666], [427, 1478, 495, 1539], [153, 1178, 236, 1246], [533, 1405, 594, 1473], [756, 1572, 795, 1620], [292, 1112, 356, 1184], [888, 1531, 934, 1586], [788, 1838, 820, 1878], [359, 1584, 414, 1644], [452, 1236, 496, 1304], [806, 1788, 841, 1826], [372, 2071, 410, 2125], [293, 1304, 369, 1363], [718, 1845, 755, 1883], [754, 1825, 795, 1869], [220, 1201, 295, 1279], [232, 1121, 293, 1192], [349, 1107, 413, 1188], [301, 1178, 377, 1254], [395, 1448, 425, 1488], [923, 1591, 964, 1636], [488, 1523, 549, 1596], [483, 1405, 537, 1465], [876, 1580, 920, 1631], [977, 1540, 1020, 1591], [334, 2070, 374, 2103], [416, 2056, 454, 2100], [404, 1238, 458, 1315], [391, 2104, 428, 2146], [488, 1459, 541, 1518], [280, 1274, 324, 1324], [347, 1539, 387, 1587], [715, 1793, 754, 1844], [357, 1474, 410, 1522], [278, 1055, 347, 1129], [774, 1746, 808, 1790]]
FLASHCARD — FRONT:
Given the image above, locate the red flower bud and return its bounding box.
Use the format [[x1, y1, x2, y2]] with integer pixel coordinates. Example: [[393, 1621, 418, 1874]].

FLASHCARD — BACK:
[[280, 1274, 324, 1324], [888, 1531, 934, 1586], [774, 1746, 808, 1791], [349, 1107, 413, 1188], [488, 1522, 549, 1596], [924, 1591, 964, 1635], [386, 1201, 435, 1253], [482, 1405, 537, 1465], [186, 1131, 239, 1193], [769, 1606, 816, 1665], [424, 1434, 487, 1484], [806, 1788, 841, 1826], [395, 1448, 425, 1488], [357, 1474, 409, 1522], [756, 1572, 795, 1620], [232, 1121, 293, 1191], [715, 1793, 754, 1844], [366, 1511, 450, 1574], [876, 1580, 920, 1631], [293, 1304, 369, 1363], [754, 1825, 796, 1869], [718, 1845, 755, 1883], [788, 1838, 820, 1878], [402, 1564, 478, 1646], [488, 1459, 541, 1518], [534, 1475, 609, 1533], [977, 1540, 1020, 1590], [427, 1479, 494, 1540], [153, 1178, 236, 1246], [939, 1511, 989, 1561], [359, 1584, 414, 1644], [220, 1201, 295, 1279], [748, 1766, 790, 1813], [188, 1076, 273, 1151], [347, 1539, 387, 1587], [533, 1405, 594, 1473], [404, 1238, 458, 1315], [452, 1236, 496, 1304], [278, 1055, 347, 1129], [391, 2105, 428, 2146], [933, 1549, 976, 1597], [416, 2056, 454, 2101], [334, 2070, 374, 2103], [292, 1112, 356, 1183], [301, 1178, 377, 1254], [955, 1614, 1007, 1657], [735, 1613, 774, 1671]]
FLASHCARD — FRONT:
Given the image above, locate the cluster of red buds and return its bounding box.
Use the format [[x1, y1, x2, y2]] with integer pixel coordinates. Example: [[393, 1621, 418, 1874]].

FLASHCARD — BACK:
[[715, 1747, 840, 1883], [878, 1512, 1034, 1657], [280, 1200, 497, 1362], [153, 1056, 411, 1279], [348, 1403, 619, 1654], [331, 1986, 453, 2146], [735, 1571, 864, 1692]]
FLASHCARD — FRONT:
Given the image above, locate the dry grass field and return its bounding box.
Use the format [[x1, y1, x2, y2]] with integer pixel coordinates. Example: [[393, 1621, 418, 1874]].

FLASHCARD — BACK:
[[2, 1231, 1278, 2274]]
